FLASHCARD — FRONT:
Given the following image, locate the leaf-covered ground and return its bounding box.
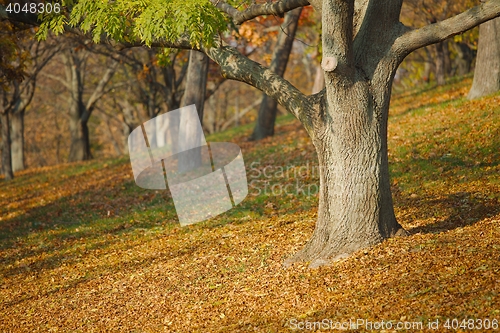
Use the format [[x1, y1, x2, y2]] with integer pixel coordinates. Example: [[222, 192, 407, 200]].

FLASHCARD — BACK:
[[1, 77, 499, 332]]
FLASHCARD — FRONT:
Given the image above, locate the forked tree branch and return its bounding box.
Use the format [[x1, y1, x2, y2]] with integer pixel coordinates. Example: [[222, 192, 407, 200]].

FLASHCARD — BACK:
[[394, 0, 500, 55], [211, 0, 310, 25]]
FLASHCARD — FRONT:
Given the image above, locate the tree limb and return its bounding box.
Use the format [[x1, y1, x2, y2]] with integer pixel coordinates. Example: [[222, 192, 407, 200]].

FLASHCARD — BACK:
[[394, 0, 500, 56], [204, 43, 313, 125], [40, 73, 71, 90], [211, 0, 310, 25]]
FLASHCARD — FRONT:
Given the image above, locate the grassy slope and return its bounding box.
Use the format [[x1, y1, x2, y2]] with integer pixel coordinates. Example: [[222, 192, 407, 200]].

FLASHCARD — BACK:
[[0, 77, 499, 332]]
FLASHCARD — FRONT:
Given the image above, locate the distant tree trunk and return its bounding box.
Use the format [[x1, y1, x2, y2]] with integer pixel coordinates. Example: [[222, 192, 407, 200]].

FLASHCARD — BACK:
[[64, 50, 91, 162], [10, 108, 25, 171], [453, 42, 474, 76], [62, 49, 116, 162], [423, 47, 433, 83], [8, 84, 31, 173], [178, 50, 209, 171], [250, 7, 302, 141], [1, 111, 14, 180], [443, 40, 452, 77], [435, 41, 446, 85], [68, 114, 92, 162], [468, 17, 500, 99]]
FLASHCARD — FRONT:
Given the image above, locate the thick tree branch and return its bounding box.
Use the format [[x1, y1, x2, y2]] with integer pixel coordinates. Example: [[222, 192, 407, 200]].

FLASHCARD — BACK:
[[394, 0, 500, 55], [211, 0, 310, 25], [204, 44, 313, 126]]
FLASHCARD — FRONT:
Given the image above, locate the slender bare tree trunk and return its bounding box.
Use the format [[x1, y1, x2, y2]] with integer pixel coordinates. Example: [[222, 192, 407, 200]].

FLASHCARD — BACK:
[[1, 111, 14, 180], [435, 41, 446, 85], [250, 7, 302, 141], [468, 17, 500, 99], [10, 108, 25, 171], [423, 47, 434, 83], [453, 42, 474, 76]]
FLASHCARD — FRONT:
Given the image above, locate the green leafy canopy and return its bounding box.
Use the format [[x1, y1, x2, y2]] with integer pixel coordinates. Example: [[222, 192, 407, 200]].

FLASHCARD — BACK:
[[37, 0, 230, 48]]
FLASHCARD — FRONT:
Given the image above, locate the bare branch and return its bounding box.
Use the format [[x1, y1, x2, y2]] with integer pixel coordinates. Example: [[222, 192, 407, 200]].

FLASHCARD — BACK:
[[394, 0, 500, 55], [211, 0, 310, 25], [40, 73, 71, 90], [220, 98, 262, 131], [83, 61, 119, 122]]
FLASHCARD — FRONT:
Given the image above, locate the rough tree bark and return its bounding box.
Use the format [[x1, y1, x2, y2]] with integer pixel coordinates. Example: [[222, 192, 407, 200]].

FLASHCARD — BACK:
[[249, 7, 302, 140], [468, 16, 500, 99]]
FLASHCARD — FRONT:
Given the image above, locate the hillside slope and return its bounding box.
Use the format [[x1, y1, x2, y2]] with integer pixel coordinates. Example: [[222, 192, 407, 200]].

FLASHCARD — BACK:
[[1, 77, 499, 332]]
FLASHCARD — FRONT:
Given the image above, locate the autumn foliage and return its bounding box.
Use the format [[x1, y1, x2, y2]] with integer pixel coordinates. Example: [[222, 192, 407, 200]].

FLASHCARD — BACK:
[[1, 77, 499, 331]]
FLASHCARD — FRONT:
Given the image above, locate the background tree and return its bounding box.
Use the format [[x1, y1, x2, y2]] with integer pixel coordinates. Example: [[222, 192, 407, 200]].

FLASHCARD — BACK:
[[0, 20, 26, 180], [249, 7, 303, 141], [10, 40, 59, 172], [44, 42, 118, 162], [113, 48, 188, 152], [468, 16, 500, 99], [399, 0, 478, 86]]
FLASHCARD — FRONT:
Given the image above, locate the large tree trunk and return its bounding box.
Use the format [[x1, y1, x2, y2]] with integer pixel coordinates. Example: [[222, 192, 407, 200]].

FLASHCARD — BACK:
[[1, 112, 14, 180], [250, 7, 302, 141], [286, 78, 405, 267], [468, 17, 500, 99], [10, 108, 25, 171], [66, 71, 92, 162]]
